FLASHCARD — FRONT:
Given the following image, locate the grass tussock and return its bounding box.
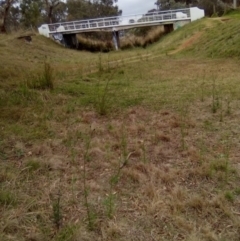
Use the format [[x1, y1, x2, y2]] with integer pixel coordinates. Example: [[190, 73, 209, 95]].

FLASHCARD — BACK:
[[121, 26, 165, 49], [77, 34, 114, 52], [26, 62, 54, 90]]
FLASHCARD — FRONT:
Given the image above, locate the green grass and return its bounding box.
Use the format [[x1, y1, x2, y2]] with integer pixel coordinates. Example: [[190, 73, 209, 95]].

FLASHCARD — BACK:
[[0, 190, 16, 206], [1, 16, 240, 241]]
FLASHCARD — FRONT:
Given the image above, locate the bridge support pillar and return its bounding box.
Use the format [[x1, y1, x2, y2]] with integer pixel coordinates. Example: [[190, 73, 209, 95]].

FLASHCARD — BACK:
[[112, 30, 120, 50], [63, 34, 79, 49]]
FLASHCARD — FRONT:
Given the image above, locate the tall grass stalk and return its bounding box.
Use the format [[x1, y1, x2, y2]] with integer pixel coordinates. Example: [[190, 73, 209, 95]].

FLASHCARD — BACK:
[[104, 177, 117, 219], [96, 78, 111, 115], [211, 78, 219, 113], [226, 97, 231, 115], [83, 131, 96, 230], [52, 190, 62, 230], [98, 53, 103, 73], [104, 129, 132, 218], [200, 80, 205, 102], [223, 136, 231, 183], [179, 103, 189, 151]]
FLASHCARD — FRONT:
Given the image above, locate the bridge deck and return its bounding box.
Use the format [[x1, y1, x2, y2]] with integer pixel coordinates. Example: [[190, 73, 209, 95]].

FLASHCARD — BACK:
[[47, 8, 191, 34]]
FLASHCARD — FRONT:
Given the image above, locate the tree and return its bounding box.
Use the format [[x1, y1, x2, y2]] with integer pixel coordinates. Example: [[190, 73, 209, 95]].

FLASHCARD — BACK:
[[197, 0, 235, 16], [45, 0, 61, 23], [67, 0, 92, 20], [154, 0, 187, 10], [0, 0, 16, 33], [95, 0, 119, 17], [49, 1, 67, 22], [20, 0, 43, 28], [154, 0, 238, 15], [67, 0, 120, 21]]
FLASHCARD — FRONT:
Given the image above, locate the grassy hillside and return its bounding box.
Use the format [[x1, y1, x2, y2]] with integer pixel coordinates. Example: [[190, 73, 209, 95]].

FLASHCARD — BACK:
[[1, 16, 240, 241], [150, 16, 240, 58]]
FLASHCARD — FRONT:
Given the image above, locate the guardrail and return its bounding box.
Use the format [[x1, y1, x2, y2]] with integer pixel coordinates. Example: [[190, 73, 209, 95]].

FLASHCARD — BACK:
[[48, 8, 191, 34]]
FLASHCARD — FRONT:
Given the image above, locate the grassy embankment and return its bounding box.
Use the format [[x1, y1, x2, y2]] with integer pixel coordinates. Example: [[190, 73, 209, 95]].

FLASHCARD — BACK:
[[1, 14, 240, 241]]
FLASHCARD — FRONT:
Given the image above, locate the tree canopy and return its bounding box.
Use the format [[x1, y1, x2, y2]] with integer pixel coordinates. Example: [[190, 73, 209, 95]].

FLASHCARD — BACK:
[[0, 0, 120, 32], [155, 0, 238, 14]]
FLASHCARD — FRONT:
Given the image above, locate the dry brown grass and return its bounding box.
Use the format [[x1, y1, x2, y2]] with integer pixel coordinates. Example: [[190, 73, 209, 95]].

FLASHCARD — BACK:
[[1, 18, 240, 241], [1, 100, 240, 240], [121, 26, 165, 49], [76, 34, 114, 52]]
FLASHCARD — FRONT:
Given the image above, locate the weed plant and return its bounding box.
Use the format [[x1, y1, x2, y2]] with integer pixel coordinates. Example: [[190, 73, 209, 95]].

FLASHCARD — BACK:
[[52, 191, 62, 230], [83, 131, 97, 230], [27, 62, 54, 90]]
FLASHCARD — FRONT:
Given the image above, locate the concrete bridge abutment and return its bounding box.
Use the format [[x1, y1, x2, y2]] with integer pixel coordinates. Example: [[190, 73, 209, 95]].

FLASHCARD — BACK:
[[62, 34, 79, 49]]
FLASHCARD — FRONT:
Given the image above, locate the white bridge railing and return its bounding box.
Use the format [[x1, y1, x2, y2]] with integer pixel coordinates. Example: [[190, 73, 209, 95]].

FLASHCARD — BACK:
[[47, 8, 191, 34]]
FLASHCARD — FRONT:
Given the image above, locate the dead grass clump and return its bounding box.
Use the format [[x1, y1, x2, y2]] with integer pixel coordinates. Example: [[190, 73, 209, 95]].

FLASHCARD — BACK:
[[77, 35, 114, 52], [128, 147, 142, 158], [143, 27, 165, 47], [185, 233, 202, 241], [87, 180, 102, 192], [171, 186, 188, 202], [155, 169, 175, 186], [122, 168, 144, 184], [104, 221, 123, 239], [121, 26, 165, 49], [148, 194, 166, 212], [174, 216, 194, 234], [0, 107, 22, 122], [187, 194, 206, 212], [169, 199, 186, 214], [120, 36, 143, 50], [170, 119, 181, 128], [43, 156, 65, 171], [184, 167, 207, 185], [81, 111, 97, 124], [31, 142, 53, 156], [119, 40, 133, 50], [155, 132, 171, 142], [88, 147, 106, 162], [133, 163, 149, 176], [202, 227, 218, 241], [184, 147, 201, 163], [2, 218, 19, 235], [142, 182, 156, 200]]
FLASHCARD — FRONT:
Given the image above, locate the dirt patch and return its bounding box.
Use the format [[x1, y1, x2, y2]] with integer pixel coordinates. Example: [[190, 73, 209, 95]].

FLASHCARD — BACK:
[[170, 31, 202, 54], [220, 18, 231, 22]]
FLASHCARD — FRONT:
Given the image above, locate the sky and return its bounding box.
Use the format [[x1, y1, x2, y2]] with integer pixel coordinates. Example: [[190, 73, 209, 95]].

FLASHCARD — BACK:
[[117, 0, 156, 16]]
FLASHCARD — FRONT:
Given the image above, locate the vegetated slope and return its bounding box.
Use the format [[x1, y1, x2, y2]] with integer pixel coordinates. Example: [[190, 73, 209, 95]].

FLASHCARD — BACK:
[[151, 16, 240, 58], [0, 33, 95, 84], [183, 18, 240, 58], [1, 20, 240, 241], [0, 15, 239, 81], [0, 32, 150, 85]]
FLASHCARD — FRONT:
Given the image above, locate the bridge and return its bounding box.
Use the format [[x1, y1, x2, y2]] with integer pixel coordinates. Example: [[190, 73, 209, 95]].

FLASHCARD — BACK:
[[38, 7, 204, 50]]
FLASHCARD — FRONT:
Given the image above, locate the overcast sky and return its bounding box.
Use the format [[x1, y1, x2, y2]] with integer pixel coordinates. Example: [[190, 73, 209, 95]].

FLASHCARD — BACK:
[[117, 0, 156, 16]]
